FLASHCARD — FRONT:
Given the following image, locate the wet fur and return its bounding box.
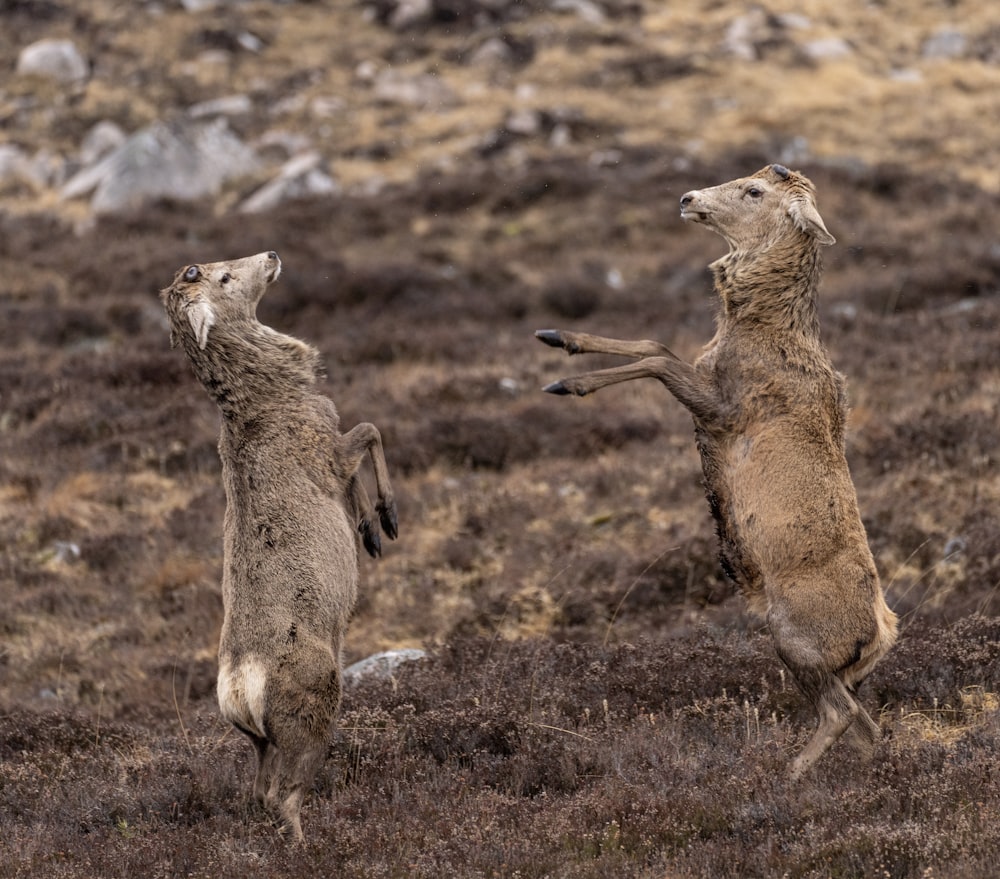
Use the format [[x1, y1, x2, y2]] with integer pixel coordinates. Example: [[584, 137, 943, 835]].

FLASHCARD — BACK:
[[161, 252, 397, 840], [537, 165, 898, 779]]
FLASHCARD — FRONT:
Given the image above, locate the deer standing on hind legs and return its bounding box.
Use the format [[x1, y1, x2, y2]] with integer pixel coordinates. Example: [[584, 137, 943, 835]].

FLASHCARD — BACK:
[[161, 251, 398, 841], [537, 164, 897, 779]]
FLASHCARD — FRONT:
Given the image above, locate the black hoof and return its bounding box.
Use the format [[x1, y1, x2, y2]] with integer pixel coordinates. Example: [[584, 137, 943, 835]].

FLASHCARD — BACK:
[[543, 381, 572, 395], [378, 500, 399, 541], [359, 519, 382, 558], [535, 329, 565, 348]]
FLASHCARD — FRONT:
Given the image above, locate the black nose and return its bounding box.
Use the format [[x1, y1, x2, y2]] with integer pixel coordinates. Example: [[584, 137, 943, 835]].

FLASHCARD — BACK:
[[679, 194, 693, 208], [267, 251, 278, 261]]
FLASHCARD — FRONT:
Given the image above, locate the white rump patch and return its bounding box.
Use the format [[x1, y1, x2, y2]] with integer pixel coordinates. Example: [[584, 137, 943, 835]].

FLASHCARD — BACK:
[[186, 298, 216, 350], [217, 656, 268, 738]]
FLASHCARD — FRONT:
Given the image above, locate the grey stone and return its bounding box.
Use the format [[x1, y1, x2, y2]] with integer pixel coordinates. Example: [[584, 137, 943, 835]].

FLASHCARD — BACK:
[[342, 648, 427, 686], [61, 118, 258, 214], [922, 29, 967, 60], [188, 94, 254, 119], [373, 69, 458, 109], [239, 151, 340, 213], [16, 39, 88, 84], [79, 121, 127, 166], [803, 37, 853, 61]]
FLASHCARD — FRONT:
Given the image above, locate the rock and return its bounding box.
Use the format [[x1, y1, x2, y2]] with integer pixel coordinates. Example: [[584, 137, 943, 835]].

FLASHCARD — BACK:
[[188, 94, 253, 119], [61, 119, 258, 214], [551, 0, 605, 25], [238, 151, 340, 213], [803, 37, 853, 61], [505, 108, 541, 136], [468, 37, 514, 67], [16, 39, 88, 84], [389, 0, 432, 29], [342, 648, 427, 686], [79, 121, 127, 166], [723, 9, 772, 61], [0, 145, 30, 187], [0, 144, 64, 190], [922, 29, 967, 60], [373, 69, 458, 109]]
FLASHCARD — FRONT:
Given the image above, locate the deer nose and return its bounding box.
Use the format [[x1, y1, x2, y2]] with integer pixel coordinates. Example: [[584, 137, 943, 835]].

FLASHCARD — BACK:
[[679, 192, 695, 208]]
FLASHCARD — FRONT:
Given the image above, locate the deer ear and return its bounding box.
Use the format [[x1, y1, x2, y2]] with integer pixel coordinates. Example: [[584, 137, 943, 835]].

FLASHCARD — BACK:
[[186, 299, 215, 350], [789, 197, 835, 245]]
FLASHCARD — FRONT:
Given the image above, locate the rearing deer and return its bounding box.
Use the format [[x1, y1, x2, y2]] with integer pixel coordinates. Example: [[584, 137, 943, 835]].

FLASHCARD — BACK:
[[536, 164, 897, 779]]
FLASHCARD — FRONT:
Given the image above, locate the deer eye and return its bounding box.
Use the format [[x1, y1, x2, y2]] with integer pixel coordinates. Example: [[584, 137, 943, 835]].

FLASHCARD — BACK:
[[183, 265, 201, 282], [747, 187, 763, 199], [220, 272, 231, 284]]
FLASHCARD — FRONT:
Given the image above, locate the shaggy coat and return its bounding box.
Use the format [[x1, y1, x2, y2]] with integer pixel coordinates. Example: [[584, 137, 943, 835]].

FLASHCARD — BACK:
[[536, 165, 897, 778], [161, 251, 397, 840]]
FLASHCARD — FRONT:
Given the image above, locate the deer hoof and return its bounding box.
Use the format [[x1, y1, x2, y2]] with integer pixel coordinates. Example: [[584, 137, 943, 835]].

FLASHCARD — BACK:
[[378, 500, 399, 541], [359, 519, 382, 558], [543, 381, 573, 395], [535, 329, 563, 347]]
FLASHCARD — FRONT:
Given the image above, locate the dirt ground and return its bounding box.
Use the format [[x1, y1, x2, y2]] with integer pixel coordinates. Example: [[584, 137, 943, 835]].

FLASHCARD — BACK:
[[2, 1, 1000, 876]]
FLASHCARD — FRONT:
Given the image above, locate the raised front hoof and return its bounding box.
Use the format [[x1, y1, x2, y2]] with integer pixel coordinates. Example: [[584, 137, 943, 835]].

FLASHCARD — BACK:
[[543, 380, 584, 396], [534, 329, 580, 354], [535, 329, 565, 348], [378, 500, 399, 541], [359, 518, 382, 558]]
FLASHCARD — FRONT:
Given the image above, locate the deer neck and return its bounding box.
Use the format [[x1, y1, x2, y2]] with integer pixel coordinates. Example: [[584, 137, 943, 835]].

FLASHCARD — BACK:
[[181, 320, 321, 421], [710, 238, 823, 339]]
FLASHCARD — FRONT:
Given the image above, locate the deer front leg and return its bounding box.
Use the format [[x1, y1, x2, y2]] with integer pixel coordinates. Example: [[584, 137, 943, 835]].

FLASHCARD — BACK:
[[340, 423, 398, 541], [536, 329, 679, 361], [543, 356, 725, 429], [348, 474, 383, 558]]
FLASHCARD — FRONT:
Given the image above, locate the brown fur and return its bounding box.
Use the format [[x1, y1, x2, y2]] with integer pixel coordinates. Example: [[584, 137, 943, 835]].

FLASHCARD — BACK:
[[536, 165, 897, 779], [160, 251, 398, 841]]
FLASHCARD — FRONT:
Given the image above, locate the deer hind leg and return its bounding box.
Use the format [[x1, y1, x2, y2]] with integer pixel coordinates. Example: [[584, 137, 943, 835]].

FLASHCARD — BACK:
[[278, 736, 332, 844], [249, 734, 279, 809], [265, 658, 341, 843], [340, 423, 398, 542], [834, 684, 881, 762], [788, 673, 860, 781]]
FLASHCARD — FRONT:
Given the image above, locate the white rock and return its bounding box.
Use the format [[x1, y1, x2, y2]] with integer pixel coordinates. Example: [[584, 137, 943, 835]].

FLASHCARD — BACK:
[[0, 144, 29, 184], [551, 0, 605, 25], [342, 649, 427, 686], [16, 39, 88, 84], [239, 151, 340, 213], [389, 0, 432, 29], [803, 37, 853, 61], [61, 118, 258, 214], [373, 69, 458, 109], [505, 108, 541, 136], [188, 94, 253, 119], [79, 121, 127, 166], [723, 10, 770, 61], [922, 29, 967, 60]]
